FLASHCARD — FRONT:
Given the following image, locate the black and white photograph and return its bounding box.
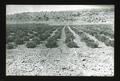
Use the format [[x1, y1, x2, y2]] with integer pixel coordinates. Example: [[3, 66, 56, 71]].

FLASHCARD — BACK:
[[6, 5, 114, 76]]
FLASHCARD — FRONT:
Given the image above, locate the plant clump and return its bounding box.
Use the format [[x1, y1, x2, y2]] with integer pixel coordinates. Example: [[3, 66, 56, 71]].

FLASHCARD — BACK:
[[6, 42, 17, 49], [15, 38, 25, 45], [26, 41, 37, 48]]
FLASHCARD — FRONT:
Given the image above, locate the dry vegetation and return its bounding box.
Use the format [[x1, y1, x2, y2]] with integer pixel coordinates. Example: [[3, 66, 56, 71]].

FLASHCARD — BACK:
[[71, 25, 114, 47], [70, 26, 99, 48]]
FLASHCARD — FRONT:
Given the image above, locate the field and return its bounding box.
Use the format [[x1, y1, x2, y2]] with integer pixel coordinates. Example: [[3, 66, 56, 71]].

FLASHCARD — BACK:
[[6, 23, 114, 76], [6, 6, 114, 76]]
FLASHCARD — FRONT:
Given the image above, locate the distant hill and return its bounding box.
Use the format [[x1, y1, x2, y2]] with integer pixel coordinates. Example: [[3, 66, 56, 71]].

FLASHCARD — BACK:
[[6, 8, 114, 24]]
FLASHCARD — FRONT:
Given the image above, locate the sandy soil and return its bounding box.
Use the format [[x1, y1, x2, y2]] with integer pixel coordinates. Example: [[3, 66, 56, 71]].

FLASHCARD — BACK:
[[6, 47, 114, 76]]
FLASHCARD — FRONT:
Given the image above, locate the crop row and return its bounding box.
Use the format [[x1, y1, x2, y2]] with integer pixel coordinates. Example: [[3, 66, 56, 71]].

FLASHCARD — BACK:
[[80, 25, 114, 47], [70, 26, 99, 48], [6, 24, 59, 49], [45, 26, 63, 48], [79, 24, 114, 39], [71, 25, 114, 47], [64, 26, 79, 48]]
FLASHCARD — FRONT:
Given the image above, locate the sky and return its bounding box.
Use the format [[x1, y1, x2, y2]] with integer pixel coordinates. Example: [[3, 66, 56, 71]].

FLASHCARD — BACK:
[[6, 5, 114, 15]]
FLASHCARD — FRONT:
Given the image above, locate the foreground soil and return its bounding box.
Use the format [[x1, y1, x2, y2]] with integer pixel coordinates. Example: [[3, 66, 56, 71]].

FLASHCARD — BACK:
[[6, 45, 114, 76]]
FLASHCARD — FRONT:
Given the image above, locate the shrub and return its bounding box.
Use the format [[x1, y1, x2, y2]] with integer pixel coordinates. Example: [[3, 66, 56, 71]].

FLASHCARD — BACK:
[[81, 35, 99, 48], [28, 34, 34, 39], [33, 33, 39, 37], [15, 38, 25, 45], [96, 35, 107, 42], [104, 39, 114, 47], [23, 36, 30, 41], [40, 33, 51, 41], [28, 30, 34, 34], [6, 36, 15, 43], [86, 40, 99, 48], [45, 27, 63, 48], [54, 27, 62, 39], [95, 34, 113, 47], [67, 42, 79, 48], [26, 41, 37, 48], [109, 40, 114, 47], [45, 38, 58, 48], [40, 35, 48, 41], [80, 34, 88, 42], [65, 38, 71, 43], [16, 30, 27, 38], [32, 37, 41, 44], [6, 42, 17, 49]]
